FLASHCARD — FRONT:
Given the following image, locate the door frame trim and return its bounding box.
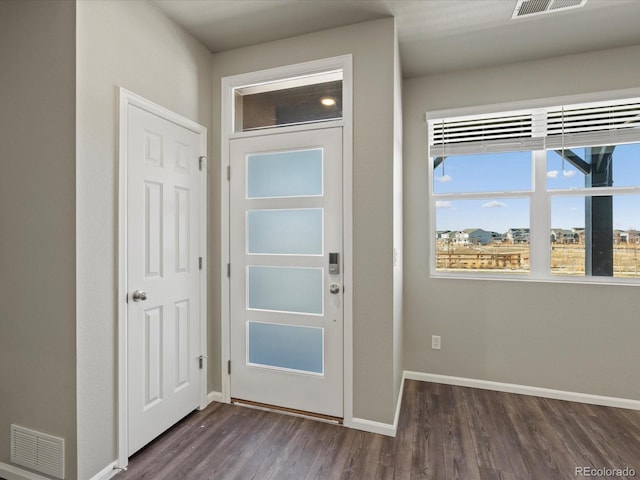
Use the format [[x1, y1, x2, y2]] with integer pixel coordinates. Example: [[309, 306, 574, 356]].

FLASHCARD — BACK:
[[117, 88, 208, 469], [220, 55, 354, 426]]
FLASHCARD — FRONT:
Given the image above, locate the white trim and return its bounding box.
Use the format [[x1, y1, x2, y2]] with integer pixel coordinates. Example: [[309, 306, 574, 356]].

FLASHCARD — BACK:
[[87, 461, 120, 480], [220, 55, 354, 423], [223, 55, 353, 134], [341, 56, 354, 427], [425, 87, 640, 122], [207, 391, 224, 404], [404, 371, 640, 411], [117, 88, 208, 468], [393, 371, 406, 432], [349, 417, 397, 437], [235, 69, 342, 96], [117, 89, 129, 471], [0, 462, 52, 480], [220, 75, 231, 404], [198, 152, 208, 412], [229, 119, 344, 140], [346, 370, 405, 437]]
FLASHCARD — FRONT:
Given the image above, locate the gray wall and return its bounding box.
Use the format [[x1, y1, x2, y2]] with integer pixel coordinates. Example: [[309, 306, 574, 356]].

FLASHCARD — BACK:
[[0, 1, 77, 477], [403, 44, 640, 401], [76, 1, 213, 477], [211, 17, 401, 424]]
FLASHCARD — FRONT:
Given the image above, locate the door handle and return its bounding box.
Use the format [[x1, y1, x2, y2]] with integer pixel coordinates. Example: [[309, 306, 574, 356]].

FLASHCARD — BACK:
[[329, 284, 341, 295], [132, 290, 148, 302]]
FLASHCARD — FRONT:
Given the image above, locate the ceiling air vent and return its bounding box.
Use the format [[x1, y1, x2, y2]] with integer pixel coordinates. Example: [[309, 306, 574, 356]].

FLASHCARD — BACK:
[[512, 0, 587, 19]]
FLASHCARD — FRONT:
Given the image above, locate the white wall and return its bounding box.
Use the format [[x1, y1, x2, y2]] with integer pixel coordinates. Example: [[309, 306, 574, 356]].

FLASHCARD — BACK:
[[0, 1, 77, 477], [211, 17, 401, 424], [76, 1, 213, 477], [403, 44, 640, 401]]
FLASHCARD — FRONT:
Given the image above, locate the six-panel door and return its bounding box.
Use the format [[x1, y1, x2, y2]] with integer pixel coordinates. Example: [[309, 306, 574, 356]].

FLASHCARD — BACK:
[[127, 105, 203, 454]]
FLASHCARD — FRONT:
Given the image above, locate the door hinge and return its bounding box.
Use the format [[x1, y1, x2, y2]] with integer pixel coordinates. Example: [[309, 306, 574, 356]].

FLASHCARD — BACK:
[[199, 257, 203, 270], [198, 354, 207, 369], [226, 165, 230, 181], [227, 263, 231, 277], [227, 360, 231, 375], [199, 156, 207, 171]]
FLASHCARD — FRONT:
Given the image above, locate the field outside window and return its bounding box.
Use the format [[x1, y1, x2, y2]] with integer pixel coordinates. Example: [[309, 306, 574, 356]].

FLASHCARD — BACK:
[[435, 196, 530, 274], [550, 195, 640, 278]]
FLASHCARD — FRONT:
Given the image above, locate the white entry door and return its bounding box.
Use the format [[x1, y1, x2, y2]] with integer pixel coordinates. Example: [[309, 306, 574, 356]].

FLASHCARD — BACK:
[[126, 104, 205, 455], [230, 127, 343, 418]]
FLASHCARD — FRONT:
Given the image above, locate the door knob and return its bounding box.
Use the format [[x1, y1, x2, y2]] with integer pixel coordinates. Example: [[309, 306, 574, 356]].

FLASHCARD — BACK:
[[329, 284, 341, 294], [132, 290, 148, 302]]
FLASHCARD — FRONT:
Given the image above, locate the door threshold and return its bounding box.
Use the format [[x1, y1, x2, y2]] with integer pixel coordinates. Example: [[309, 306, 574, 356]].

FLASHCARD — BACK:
[[231, 398, 343, 425]]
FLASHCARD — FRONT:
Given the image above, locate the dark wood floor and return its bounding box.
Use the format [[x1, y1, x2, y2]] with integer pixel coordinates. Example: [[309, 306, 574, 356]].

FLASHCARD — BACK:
[[116, 380, 640, 479]]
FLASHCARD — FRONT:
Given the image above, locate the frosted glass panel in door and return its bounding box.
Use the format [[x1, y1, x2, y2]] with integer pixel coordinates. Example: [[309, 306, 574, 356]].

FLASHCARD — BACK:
[[247, 149, 322, 198], [248, 208, 322, 255], [248, 266, 322, 314], [248, 322, 323, 374]]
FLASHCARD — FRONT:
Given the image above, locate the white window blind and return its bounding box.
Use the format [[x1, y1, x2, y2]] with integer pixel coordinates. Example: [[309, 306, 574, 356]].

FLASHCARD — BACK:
[[546, 99, 640, 149], [429, 97, 640, 156]]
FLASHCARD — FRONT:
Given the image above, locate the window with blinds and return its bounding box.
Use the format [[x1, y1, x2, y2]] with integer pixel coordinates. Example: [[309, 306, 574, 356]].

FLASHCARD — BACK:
[[427, 96, 640, 282]]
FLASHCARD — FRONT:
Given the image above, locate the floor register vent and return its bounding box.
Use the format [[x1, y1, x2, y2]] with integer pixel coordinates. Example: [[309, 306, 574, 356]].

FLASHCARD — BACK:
[[10, 424, 65, 479]]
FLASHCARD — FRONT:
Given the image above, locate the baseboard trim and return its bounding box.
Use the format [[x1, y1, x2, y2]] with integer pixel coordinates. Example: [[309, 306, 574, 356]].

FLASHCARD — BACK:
[[87, 461, 121, 480], [349, 371, 406, 437], [207, 390, 224, 405], [0, 462, 51, 480], [392, 371, 406, 431], [350, 417, 396, 437], [404, 371, 640, 411]]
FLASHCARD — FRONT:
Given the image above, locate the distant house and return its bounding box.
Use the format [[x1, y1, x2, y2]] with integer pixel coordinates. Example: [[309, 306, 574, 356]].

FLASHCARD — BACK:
[[488, 231, 503, 242], [614, 229, 623, 244], [505, 228, 530, 244], [572, 228, 585, 244], [551, 229, 578, 244], [436, 230, 453, 241], [454, 228, 493, 246], [620, 229, 640, 244]]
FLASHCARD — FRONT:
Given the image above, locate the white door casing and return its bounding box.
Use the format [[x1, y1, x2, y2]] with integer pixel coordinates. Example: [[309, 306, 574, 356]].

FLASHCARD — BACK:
[[118, 90, 207, 461], [220, 55, 354, 427], [229, 127, 343, 417]]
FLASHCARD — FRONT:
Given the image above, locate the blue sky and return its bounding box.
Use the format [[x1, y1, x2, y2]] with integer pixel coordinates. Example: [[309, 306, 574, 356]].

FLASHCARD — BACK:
[[434, 144, 640, 233]]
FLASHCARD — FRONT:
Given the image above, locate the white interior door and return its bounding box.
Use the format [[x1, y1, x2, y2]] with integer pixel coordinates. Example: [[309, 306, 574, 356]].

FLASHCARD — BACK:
[[126, 104, 204, 455], [230, 127, 343, 418]]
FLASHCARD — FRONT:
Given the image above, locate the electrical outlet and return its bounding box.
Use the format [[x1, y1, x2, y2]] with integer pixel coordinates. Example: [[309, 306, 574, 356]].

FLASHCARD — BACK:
[[431, 335, 441, 350]]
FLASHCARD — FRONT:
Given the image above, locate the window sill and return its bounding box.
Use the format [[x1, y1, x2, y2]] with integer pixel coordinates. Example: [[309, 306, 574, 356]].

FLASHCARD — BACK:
[[429, 271, 640, 286]]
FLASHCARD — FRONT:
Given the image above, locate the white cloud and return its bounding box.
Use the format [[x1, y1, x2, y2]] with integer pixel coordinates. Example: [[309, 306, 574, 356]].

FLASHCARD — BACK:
[[482, 200, 507, 208], [435, 201, 453, 209], [549, 169, 576, 179], [435, 174, 452, 183]]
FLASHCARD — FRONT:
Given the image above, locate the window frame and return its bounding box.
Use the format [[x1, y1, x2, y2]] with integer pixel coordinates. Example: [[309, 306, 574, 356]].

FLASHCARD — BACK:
[[427, 89, 640, 285]]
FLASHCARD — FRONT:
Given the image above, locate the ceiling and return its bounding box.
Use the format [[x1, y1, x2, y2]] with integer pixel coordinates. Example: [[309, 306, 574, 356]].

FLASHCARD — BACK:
[[152, 0, 640, 78]]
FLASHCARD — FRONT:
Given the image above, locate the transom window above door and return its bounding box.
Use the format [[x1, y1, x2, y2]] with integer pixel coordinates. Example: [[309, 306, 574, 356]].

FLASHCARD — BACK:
[[233, 70, 343, 132]]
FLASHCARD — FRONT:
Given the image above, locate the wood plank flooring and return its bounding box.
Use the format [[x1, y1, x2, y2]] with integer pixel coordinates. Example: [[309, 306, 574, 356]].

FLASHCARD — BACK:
[[116, 381, 640, 479]]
